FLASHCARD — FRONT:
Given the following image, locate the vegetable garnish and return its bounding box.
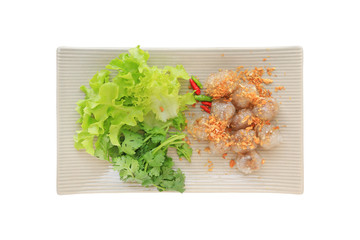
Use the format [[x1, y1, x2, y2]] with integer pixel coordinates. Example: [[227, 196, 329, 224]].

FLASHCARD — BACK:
[[200, 105, 211, 113], [191, 75, 203, 88], [74, 46, 196, 193], [189, 78, 201, 95], [194, 94, 212, 102], [201, 101, 212, 107]]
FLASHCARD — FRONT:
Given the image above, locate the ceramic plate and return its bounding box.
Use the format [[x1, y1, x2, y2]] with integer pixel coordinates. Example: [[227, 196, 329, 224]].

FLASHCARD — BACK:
[[57, 47, 303, 194]]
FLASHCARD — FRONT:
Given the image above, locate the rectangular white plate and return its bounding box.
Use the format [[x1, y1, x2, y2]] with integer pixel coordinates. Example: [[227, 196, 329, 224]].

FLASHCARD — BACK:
[[57, 47, 303, 194]]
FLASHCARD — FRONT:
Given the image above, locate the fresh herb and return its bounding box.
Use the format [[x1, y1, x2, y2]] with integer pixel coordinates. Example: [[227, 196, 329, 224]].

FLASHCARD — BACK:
[[74, 46, 195, 192]]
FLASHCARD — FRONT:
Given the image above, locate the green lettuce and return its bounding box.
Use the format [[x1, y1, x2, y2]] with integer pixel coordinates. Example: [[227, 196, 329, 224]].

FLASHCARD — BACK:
[[74, 46, 195, 192]]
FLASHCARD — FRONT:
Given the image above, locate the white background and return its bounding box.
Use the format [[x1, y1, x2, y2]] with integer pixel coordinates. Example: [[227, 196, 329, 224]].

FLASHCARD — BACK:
[[1, 0, 359, 239]]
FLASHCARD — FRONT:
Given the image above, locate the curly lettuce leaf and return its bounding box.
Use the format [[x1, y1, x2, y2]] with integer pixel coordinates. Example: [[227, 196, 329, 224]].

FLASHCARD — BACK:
[[74, 46, 194, 192]]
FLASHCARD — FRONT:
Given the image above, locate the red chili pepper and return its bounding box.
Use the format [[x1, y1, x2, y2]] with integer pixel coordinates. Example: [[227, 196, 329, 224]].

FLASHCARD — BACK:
[[201, 101, 212, 107], [200, 105, 211, 113], [189, 79, 201, 95]]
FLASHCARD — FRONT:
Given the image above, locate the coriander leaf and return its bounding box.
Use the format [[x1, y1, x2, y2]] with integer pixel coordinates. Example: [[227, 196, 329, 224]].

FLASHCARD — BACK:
[[171, 169, 186, 193], [163, 155, 174, 168], [134, 170, 153, 187], [176, 143, 193, 162], [113, 155, 139, 180], [144, 150, 165, 167], [120, 130, 144, 155], [149, 166, 161, 177], [142, 125, 168, 135], [134, 140, 158, 160], [159, 169, 185, 193], [150, 134, 166, 144], [108, 145, 121, 159], [160, 165, 177, 180], [152, 151, 166, 167], [171, 112, 187, 131]]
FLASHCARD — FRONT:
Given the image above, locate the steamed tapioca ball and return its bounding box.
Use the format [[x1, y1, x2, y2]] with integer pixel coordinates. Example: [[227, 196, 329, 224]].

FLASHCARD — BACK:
[[211, 99, 236, 123], [231, 82, 258, 109], [252, 97, 279, 121], [188, 116, 208, 141], [235, 150, 262, 174], [230, 109, 254, 130], [231, 129, 258, 154], [209, 139, 231, 155], [256, 124, 282, 150], [205, 70, 238, 98]]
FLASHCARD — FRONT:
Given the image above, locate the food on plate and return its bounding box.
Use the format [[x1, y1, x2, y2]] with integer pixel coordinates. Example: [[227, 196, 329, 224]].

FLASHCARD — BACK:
[[231, 129, 258, 154], [189, 78, 201, 95], [187, 115, 208, 141], [235, 150, 262, 174], [210, 99, 236, 123], [230, 109, 254, 130], [191, 75, 203, 88], [194, 94, 213, 102], [74, 46, 196, 192], [231, 82, 258, 109], [74, 46, 284, 188], [203, 115, 230, 143], [205, 70, 238, 98], [209, 138, 231, 155], [188, 67, 283, 174], [252, 97, 279, 121], [256, 124, 282, 150]]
